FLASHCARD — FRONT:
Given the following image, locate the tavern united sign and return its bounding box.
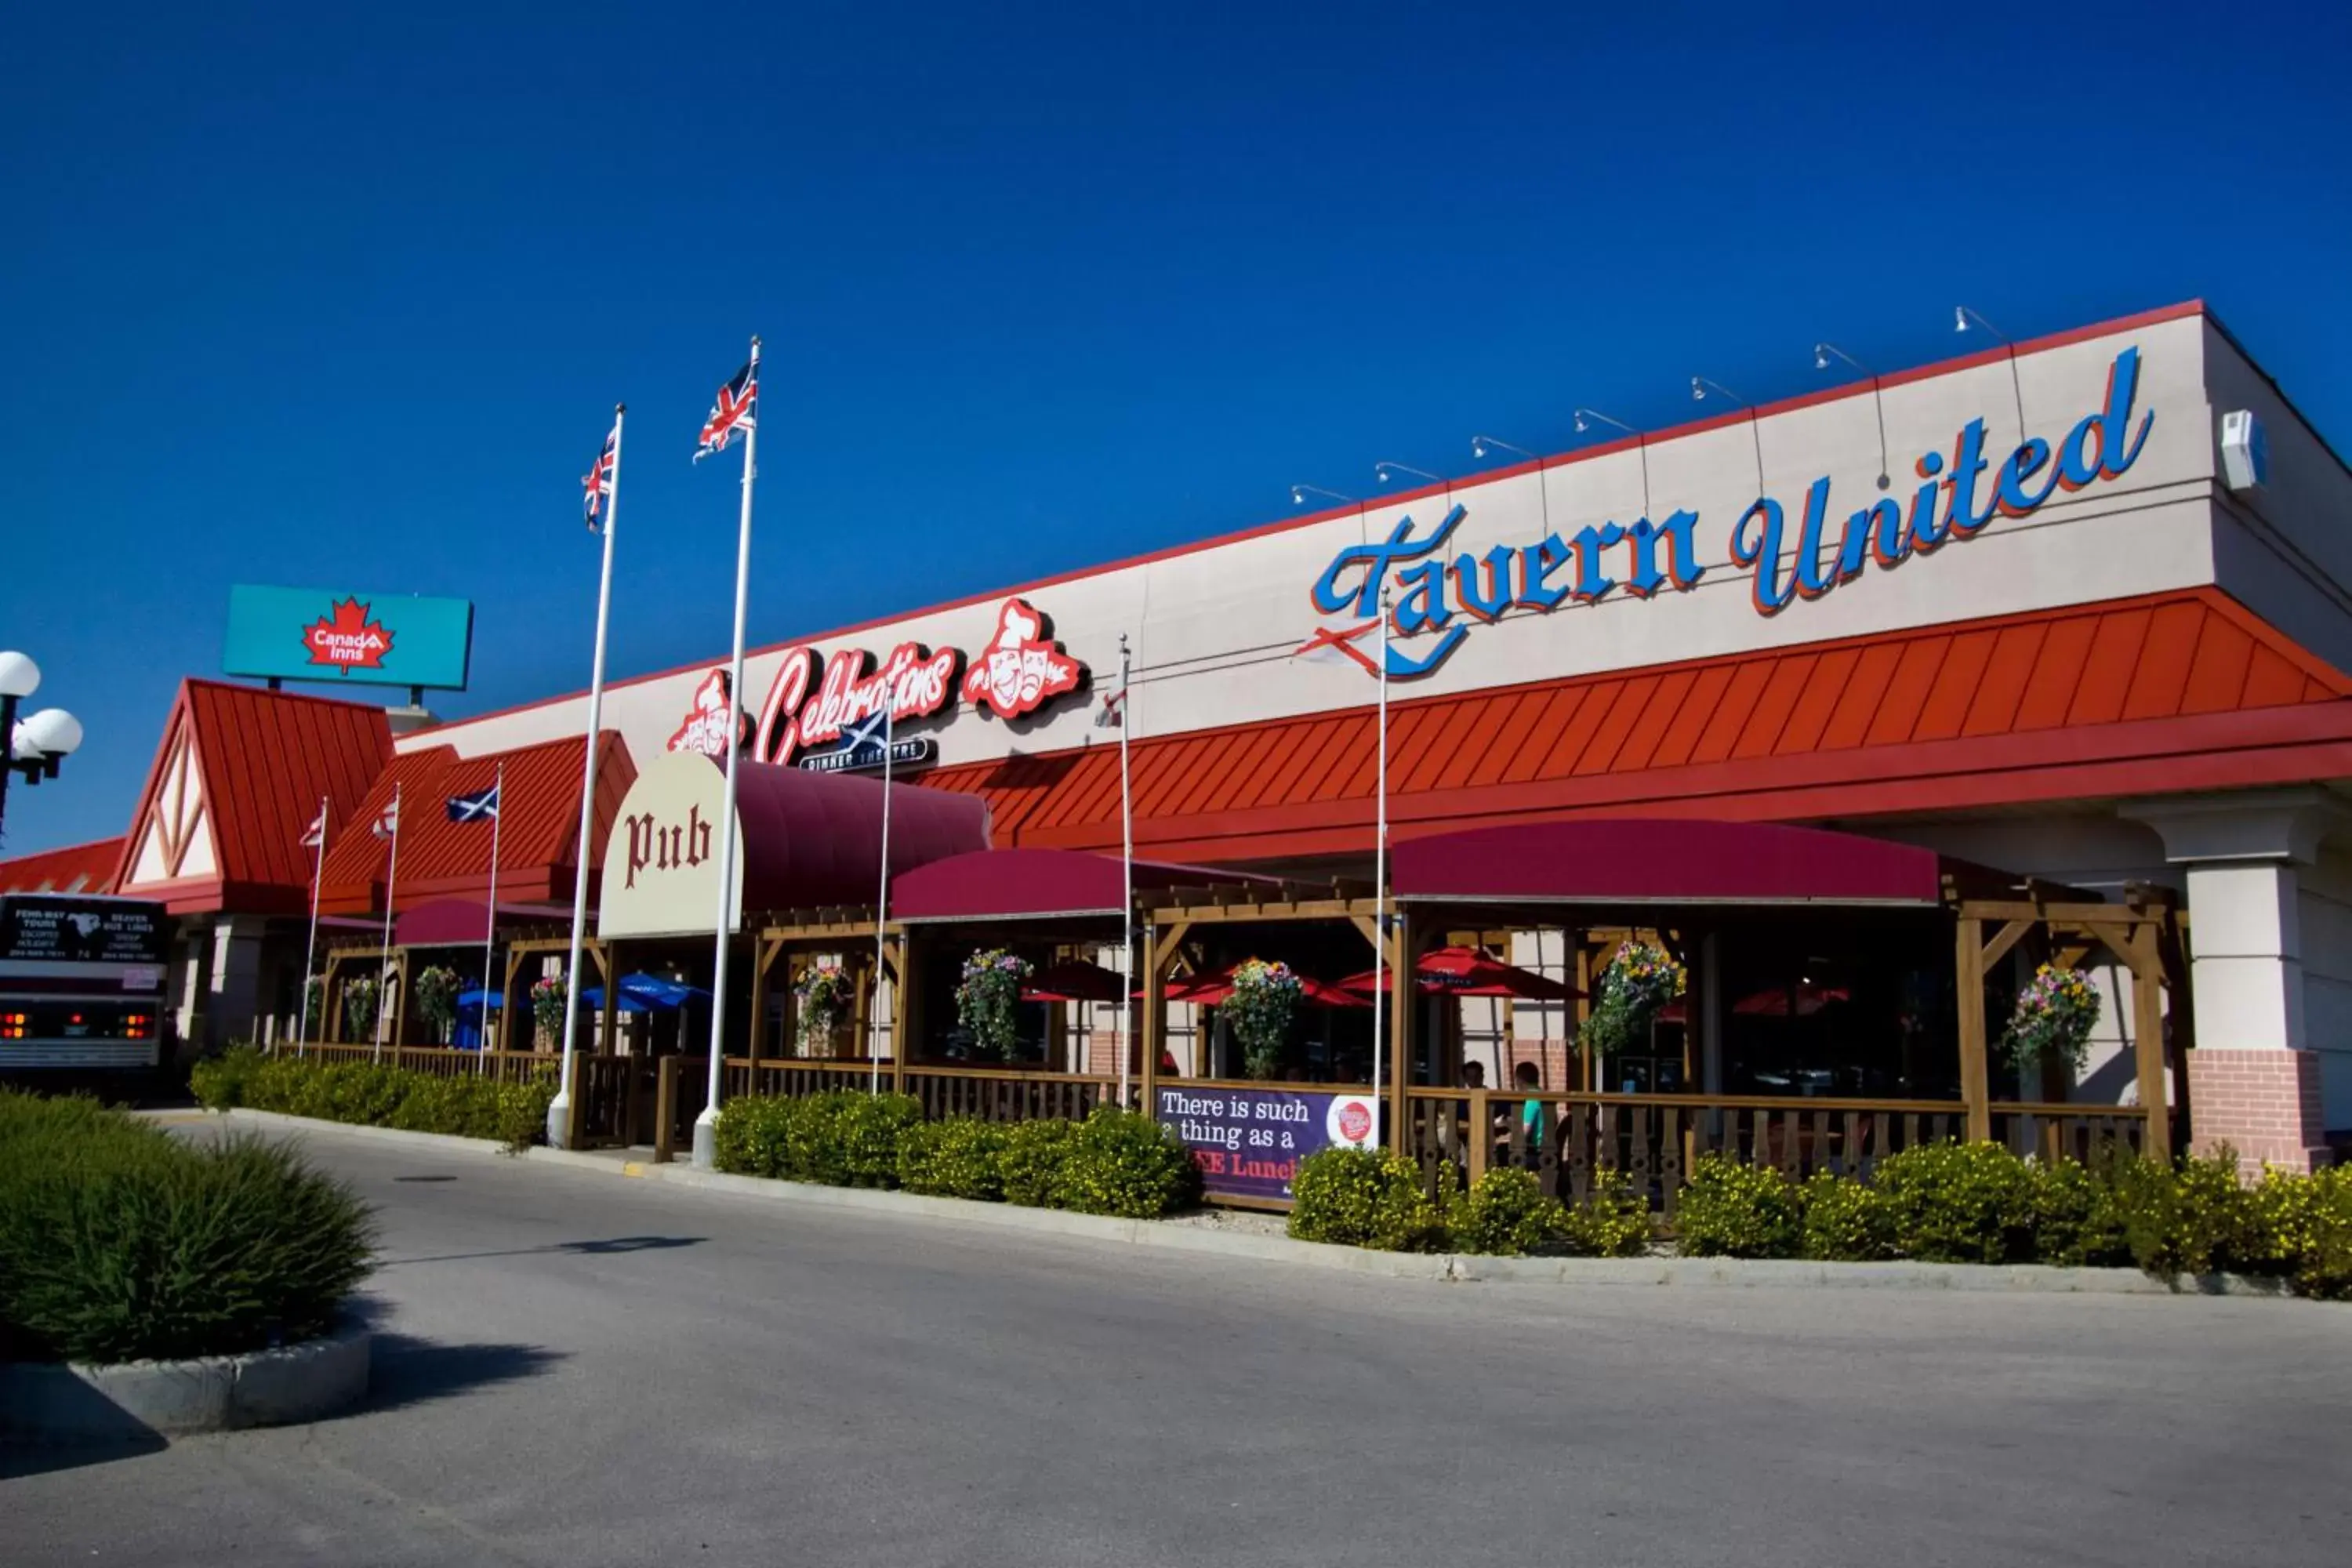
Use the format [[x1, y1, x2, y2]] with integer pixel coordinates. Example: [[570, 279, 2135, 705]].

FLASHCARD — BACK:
[[1303, 346, 2158, 679]]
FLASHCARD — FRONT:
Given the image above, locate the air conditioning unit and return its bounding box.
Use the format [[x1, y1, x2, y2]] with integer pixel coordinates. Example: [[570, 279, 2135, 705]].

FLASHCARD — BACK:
[[2221, 410, 2269, 494]]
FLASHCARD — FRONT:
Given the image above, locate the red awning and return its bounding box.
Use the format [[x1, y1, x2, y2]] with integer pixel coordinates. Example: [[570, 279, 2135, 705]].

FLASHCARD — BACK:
[[394, 897, 574, 949], [890, 848, 1262, 923], [730, 760, 991, 913], [1390, 819, 1946, 906]]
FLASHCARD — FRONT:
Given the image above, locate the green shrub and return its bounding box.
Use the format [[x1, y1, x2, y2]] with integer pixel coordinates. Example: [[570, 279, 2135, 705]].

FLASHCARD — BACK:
[[1674, 1156, 1803, 1258], [713, 1094, 798, 1179], [1287, 1146, 1449, 1252], [831, 1094, 923, 1189], [214, 1054, 556, 1152], [2256, 1165, 2352, 1301], [1800, 1171, 1896, 1261], [1872, 1142, 2036, 1265], [1051, 1107, 1202, 1218], [896, 1120, 1011, 1200], [2027, 1156, 2130, 1268], [1451, 1167, 1563, 1256], [0, 1096, 376, 1363], [2092, 1145, 2271, 1279], [1560, 1169, 1653, 1257], [999, 1119, 1081, 1208]]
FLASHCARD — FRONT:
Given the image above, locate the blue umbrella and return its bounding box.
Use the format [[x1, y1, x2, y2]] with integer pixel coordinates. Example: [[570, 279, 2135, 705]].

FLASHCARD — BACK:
[[456, 989, 503, 1010], [577, 985, 653, 1015], [618, 973, 711, 1010]]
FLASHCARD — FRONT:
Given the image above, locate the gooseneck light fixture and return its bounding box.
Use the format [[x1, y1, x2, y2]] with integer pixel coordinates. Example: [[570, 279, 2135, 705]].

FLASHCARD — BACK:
[[1572, 408, 1651, 520], [1372, 461, 1443, 488], [1955, 305, 2027, 447], [1469, 435, 1534, 463], [0, 651, 84, 845], [1692, 376, 1767, 501], [1289, 483, 1356, 507], [1470, 435, 1552, 547], [1814, 342, 1891, 491]]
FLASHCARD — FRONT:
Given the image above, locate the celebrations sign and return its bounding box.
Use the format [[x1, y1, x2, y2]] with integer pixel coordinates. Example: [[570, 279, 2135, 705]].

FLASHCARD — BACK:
[[223, 585, 474, 691], [1156, 1085, 1380, 1206]]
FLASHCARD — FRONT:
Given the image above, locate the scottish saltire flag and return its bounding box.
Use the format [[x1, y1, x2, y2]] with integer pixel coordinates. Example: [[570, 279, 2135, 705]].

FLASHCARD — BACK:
[[583, 426, 618, 529], [446, 783, 500, 823], [695, 360, 757, 461]]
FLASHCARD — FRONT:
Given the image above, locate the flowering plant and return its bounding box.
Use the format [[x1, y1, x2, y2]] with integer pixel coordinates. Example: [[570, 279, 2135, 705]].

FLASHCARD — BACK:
[[1999, 964, 2100, 1073], [956, 949, 1033, 1062], [1225, 958, 1303, 1080], [414, 965, 462, 1043], [1579, 939, 1686, 1057], [794, 963, 854, 1056], [530, 976, 568, 1048], [341, 976, 380, 1043]]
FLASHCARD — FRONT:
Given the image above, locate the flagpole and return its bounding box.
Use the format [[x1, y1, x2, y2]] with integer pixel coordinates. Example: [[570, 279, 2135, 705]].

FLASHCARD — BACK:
[[1371, 590, 1389, 1144], [296, 795, 326, 1058], [478, 760, 503, 1071], [870, 699, 892, 1095], [1117, 633, 1134, 1103], [373, 781, 402, 1065], [695, 337, 760, 1170], [550, 405, 623, 1148]]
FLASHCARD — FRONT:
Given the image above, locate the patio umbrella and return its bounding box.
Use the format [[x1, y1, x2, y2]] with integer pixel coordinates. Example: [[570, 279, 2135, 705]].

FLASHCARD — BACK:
[[1338, 946, 1582, 1000], [1145, 964, 1367, 1007], [1660, 980, 1849, 1023], [455, 989, 503, 1011], [576, 985, 654, 1015], [618, 973, 711, 1010], [1022, 960, 1128, 1004]]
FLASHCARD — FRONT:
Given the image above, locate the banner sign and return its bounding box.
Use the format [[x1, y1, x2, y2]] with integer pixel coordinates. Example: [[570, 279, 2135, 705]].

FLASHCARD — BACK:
[[1301, 345, 2156, 680], [1156, 1085, 1380, 1206], [223, 585, 474, 691]]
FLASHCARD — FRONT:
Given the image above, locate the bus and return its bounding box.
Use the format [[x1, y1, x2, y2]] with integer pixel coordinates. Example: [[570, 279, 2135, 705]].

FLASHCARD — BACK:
[[0, 892, 171, 1082]]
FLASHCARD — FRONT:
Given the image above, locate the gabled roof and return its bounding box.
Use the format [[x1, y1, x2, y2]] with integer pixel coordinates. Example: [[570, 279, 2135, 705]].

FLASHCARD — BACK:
[[0, 837, 125, 895], [113, 681, 392, 914], [918, 588, 2352, 865], [318, 731, 636, 915]]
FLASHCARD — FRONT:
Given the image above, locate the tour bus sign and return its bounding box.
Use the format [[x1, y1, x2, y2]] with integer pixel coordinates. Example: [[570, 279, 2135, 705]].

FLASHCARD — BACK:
[[1302, 346, 2157, 679]]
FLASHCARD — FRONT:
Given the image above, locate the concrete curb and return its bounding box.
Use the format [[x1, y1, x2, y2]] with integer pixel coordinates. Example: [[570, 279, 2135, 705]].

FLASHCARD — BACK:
[[0, 1321, 372, 1443], [191, 1109, 2302, 1298]]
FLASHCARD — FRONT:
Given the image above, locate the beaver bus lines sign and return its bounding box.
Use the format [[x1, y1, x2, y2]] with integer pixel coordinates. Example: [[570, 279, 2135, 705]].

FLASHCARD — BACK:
[[597, 752, 741, 939], [223, 584, 475, 691]]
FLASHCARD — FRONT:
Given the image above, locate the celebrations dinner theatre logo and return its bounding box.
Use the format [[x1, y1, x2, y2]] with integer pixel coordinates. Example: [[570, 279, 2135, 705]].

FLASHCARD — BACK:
[[1301, 345, 2157, 680], [663, 597, 1088, 771], [303, 597, 395, 673]]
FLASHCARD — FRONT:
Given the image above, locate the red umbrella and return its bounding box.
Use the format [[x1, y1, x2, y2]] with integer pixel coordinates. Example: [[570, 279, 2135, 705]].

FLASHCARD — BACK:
[[1338, 946, 1582, 1000], [1140, 964, 1367, 1007], [1022, 960, 1129, 1004], [1660, 980, 1849, 1023]]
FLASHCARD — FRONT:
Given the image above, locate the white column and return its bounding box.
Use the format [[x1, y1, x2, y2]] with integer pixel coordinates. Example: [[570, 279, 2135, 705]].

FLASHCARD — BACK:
[[206, 916, 267, 1049]]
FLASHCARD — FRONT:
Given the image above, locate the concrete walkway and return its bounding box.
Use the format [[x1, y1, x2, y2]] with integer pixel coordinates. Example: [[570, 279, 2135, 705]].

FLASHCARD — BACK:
[[7, 1116, 2348, 1567]]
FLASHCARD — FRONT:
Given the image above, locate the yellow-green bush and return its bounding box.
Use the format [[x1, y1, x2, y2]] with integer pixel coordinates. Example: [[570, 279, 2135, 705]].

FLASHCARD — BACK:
[[896, 1120, 1010, 1200], [1051, 1108, 1202, 1218], [1872, 1141, 2038, 1264], [1675, 1156, 1803, 1258], [997, 1119, 1081, 1208], [1287, 1146, 1449, 1251], [195, 1047, 554, 1152], [1450, 1167, 1563, 1256], [1560, 1169, 1653, 1257], [1799, 1171, 1896, 1261]]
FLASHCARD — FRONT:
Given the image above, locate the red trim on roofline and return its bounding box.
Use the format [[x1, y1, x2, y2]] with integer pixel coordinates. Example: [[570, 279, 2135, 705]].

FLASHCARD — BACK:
[[411, 299, 2212, 741]]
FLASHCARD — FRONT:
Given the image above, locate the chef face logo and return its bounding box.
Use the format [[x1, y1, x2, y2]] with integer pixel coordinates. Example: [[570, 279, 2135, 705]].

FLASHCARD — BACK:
[[960, 597, 1082, 720]]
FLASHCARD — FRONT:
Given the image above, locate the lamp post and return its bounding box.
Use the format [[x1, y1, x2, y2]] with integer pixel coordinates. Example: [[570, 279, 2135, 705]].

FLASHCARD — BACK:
[[1814, 342, 1891, 490], [0, 652, 84, 847]]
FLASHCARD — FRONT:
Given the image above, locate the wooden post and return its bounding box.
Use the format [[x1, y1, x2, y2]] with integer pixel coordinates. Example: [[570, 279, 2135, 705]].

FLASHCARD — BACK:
[[600, 940, 622, 1057], [890, 931, 911, 1095], [849, 950, 873, 1064], [654, 1054, 681, 1163], [778, 952, 800, 1061], [1388, 906, 1412, 1154], [1955, 913, 1991, 1142], [1142, 920, 1189, 1116], [748, 936, 774, 1065], [1467, 1085, 1490, 1184], [2127, 924, 2172, 1160], [1573, 935, 1595, 1093]]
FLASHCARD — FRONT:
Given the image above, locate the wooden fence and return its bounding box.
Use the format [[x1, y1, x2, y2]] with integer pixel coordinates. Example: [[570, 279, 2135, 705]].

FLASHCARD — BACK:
[[281, 1041, 557, 1083], [1404, 1087, 2155, 1217]]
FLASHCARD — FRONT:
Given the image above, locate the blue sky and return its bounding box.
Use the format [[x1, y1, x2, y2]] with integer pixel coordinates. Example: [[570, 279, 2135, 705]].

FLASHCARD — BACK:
[[4, 0, 2349, 855]]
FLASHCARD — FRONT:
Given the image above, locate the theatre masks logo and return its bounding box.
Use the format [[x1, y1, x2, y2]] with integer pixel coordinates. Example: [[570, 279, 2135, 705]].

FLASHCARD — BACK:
[[665, 670, 745, 758]]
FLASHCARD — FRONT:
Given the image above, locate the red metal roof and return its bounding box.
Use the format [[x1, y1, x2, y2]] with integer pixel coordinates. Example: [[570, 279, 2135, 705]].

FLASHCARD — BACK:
[[0, 837, 125, 895], [114, 681, 393, 913], [319, 732, 637, 914], [916, 589, 2352, 865]]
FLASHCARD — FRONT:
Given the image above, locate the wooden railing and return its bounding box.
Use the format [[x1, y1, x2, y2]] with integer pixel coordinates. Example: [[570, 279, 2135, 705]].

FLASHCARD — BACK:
[[903, 1065, 1116, 1125], [281, 1042, 557, 1083], [1405, 1090, 2157, 1218]]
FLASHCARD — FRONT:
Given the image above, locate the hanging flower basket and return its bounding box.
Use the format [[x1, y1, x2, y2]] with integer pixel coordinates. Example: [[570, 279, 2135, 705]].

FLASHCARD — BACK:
[[341, 977, 380, 1044], [413, 966, 462, 1044], [794, 963, 853, 1057], [1999, 964, 2100, 1073], [530, 976, 568, 1049], [1225, 959, 1303, 1080], [956, 949, 1033, 1062], [1578, 939, 1686, 1057]]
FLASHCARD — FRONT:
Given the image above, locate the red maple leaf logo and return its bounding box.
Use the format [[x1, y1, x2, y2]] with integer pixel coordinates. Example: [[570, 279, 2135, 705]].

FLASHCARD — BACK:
[[304, 597, 395, 671]]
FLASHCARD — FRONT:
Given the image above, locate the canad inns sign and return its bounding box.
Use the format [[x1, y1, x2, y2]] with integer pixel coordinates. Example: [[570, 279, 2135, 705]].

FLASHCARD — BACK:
[[1303, 346, 2157, 678], [663, 596, 1087, 771]]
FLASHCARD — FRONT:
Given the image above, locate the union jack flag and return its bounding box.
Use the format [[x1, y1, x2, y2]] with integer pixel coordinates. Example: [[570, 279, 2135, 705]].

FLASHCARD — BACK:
[[695, 359, 757, 462], [583, 426, 618, 529]]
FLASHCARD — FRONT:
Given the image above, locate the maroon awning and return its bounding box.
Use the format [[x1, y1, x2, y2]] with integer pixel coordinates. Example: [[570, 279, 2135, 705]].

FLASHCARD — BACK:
[[1391, 819, 1946, 906], [394, 898, 573, 949], [891, 848, 1258, 923], [731, 761, 992, 913]]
